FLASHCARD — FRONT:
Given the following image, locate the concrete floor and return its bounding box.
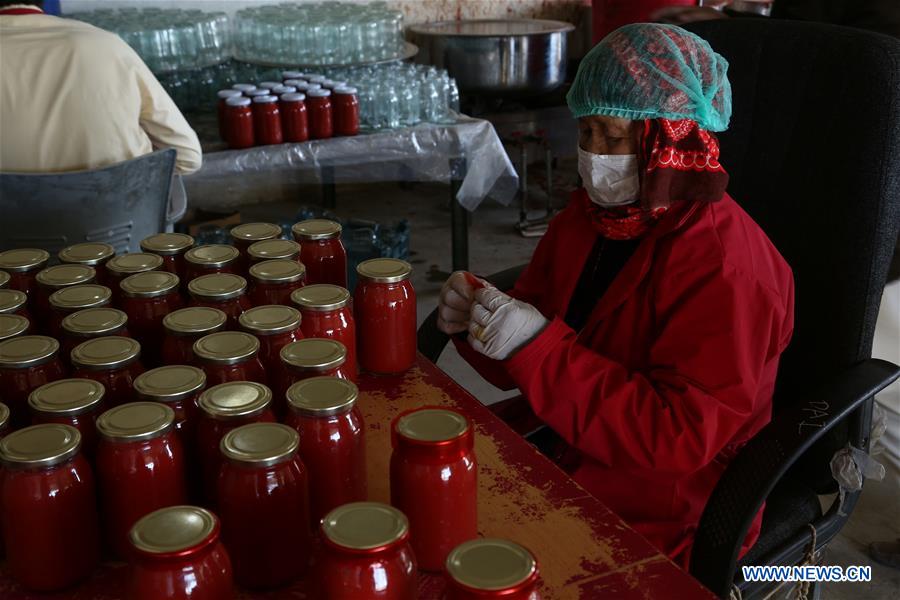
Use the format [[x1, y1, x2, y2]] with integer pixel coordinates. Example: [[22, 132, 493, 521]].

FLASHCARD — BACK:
[[234, 176, 899, 600]]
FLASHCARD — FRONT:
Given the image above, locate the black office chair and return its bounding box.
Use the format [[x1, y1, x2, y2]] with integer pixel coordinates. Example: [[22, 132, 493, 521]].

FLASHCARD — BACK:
[[417, 19, 900, 599]]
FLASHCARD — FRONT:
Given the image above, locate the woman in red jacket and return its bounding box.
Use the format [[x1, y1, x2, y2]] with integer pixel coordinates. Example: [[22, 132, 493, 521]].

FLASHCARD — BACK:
[[438, 24, 794, 569]]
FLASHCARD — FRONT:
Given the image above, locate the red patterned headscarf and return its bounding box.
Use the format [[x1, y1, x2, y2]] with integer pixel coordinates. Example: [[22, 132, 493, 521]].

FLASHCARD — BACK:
[[585, 118, 729, 240]]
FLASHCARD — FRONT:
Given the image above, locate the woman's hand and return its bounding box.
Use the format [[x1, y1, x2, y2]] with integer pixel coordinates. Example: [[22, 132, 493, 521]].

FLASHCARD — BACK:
[[437, 271, 482, 335], [468, 286, 549, 361]]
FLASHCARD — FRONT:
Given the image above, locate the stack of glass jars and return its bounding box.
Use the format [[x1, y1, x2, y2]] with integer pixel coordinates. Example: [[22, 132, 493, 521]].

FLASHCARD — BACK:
[[233, 2, 404, 66]]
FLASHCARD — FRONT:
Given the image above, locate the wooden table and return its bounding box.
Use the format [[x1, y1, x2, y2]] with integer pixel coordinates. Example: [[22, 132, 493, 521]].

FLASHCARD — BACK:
[[0, 355, 715, 599]]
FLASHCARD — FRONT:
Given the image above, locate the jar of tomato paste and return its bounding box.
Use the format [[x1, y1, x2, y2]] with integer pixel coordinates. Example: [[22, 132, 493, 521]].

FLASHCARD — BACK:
[[162, 307, 227, 364], [0, 289, 30, 319], [58, 242, 115, 287], [121, 271, 184, 365], [28, 378, 105, 457], [280, 338, 351, 389], [35, 264, 96, 322], [247, 239, 302, 264], [193, 331, 266, 386], [248, 259, 306, 306], [106, 253, 163, 304], [291, 219, 347, 287], [355, 258, 416, 374], [238, 304, 303, 373], [0, 336, 66, 428], [224, 96, 254, 150], [70, 336, 145, 407], [332, 87, 360, 136], [217, 89, 243, 139], [444, 539, 541, 600], [141, 233, 195, 283], [306, 88, 333, 140], [0, 314, 29, 342], [48, 284, 112, 337], [185, 245, 242, 280], [290, 284, 357, 380], [188, 274, 252, 328], [134, 365, 206, 449], [251, 95, 284, 145], [0, 248, 49, 299], [61, 307, 130, 359]]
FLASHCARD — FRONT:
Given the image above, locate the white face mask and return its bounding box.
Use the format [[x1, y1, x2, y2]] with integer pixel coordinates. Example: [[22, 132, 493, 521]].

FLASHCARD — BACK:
[[577, 147, 639, 208]]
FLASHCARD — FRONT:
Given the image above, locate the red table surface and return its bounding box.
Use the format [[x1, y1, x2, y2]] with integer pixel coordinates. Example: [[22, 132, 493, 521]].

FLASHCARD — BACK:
[[0, 355, 715, 599]]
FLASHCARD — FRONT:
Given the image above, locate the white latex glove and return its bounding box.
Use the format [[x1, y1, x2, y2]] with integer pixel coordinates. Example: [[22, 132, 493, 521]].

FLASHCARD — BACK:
[[468, 286, 549, 360], [437, 271, 485, 335]]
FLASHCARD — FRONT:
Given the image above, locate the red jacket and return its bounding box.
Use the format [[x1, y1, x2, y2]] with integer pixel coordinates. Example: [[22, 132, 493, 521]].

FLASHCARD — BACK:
[[457, 190, 794, 568]]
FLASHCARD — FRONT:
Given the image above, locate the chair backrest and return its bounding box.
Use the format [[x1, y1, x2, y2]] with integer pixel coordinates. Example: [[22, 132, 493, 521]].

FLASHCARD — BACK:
[[0, 149, 176, 255], [684, 20, 900, 491]]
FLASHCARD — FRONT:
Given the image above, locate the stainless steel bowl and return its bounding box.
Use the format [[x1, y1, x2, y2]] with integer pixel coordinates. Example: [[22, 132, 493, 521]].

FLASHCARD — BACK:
[[408, 19, 575, 96]]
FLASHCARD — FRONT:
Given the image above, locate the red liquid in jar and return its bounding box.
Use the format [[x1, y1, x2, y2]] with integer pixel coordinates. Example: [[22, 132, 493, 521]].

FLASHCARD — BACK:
[[0, 336, 66, 429], [121, 271, 184, 367], [252, 95, 284, 145], [333, 87, 360, 136], [280, 93, 309, 142], [224, 96, 255, 149], [28, 378, 105, 458], [140, 233, 195, 287], [293, 231, 347, 288], [296, 303, 357, 381], [0, 249, 50, 302], [354, 259, 417, 374], [217, 89, 243, 140], [306, 88, 334, 139]]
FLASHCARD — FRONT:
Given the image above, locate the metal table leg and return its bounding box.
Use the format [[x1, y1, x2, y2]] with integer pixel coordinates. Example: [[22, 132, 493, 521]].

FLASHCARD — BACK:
[[450, 157, 469, 272]]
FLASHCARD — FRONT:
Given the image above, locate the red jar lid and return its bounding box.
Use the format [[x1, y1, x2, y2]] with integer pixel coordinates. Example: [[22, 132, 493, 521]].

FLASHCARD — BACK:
[[445, 539, 539, 594], [134, 365, 206, 403], [97, 402, 175, 442], [247, 239, 301, 262], [291, 219, 341, 241], [58, 242, 115, 267], [0, 314, 29, 341], [193, 331, 259, 365], [249, 259, 306, 284], [221, 422, 299, 468], [106, 253, 164, 277], [0, 248, 50, 273], [185, 245, 241, 269], [280, 338, 346, 372], [29, 378, 105, 417], [163, 307, 227, 336], [393, 407, 473, 451], [239, 305, 302, 336], [197, 381, 272, 420], [140, 233, 195, 256], [49, 284, 112, 311], [322, 502, 410, 554], [290, 284, 349, 311], [121, 271, 180, 298], [0, 335, 59, 368], [129, 505, 220, 559], [230, 222, 282, 244], [71, 336, 141, 370], [62, 307, 128, 337], [356, 258, 412, 284], [0, 289, 28, 314], [36, 264, 97, 289], [0, 424, 81, 469], [287, 376, 358, 417]]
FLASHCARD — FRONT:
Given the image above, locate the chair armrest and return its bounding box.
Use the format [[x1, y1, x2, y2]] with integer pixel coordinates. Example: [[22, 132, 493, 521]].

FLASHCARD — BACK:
[[690, 358, 900, 597]]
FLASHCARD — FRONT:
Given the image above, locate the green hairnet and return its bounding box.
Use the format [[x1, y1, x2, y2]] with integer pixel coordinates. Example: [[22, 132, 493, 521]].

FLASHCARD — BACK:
[[567, 23, 732, 132]]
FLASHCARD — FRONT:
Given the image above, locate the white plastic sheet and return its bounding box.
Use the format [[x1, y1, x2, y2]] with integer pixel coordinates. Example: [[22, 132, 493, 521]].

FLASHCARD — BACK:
[[183, 116, 518, 213]]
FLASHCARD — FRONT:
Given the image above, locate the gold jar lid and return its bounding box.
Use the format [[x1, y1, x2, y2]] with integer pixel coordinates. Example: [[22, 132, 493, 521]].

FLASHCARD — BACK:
[[106, 253, 164, 276], [446, 539, 538, 592], [356, 258, 412, 284], [140, 233, 195, 256], [121, 271, 180, 298], [247, 239, 301, 261], [0, 314, 29, 341], [287, 376, 358, 417], [220, 422, 299, 468], [0, 335, 59, 368], [239, 305, 301, 336], [0, 270, 8, 288], [134, 365, 206, 403], [230, 222, 282, 244], [248, 259, 306, 284], [281, 338, 346, 371], [36, 264, 96, 289], [184, 245, 240, 268], [0, 424, 81, 469], [58, 242, 115, 267], [322, 502, 409, 552], [0, 248, 50, 273], [49, 284, 111, 311], [396, 408, 470, 444], [71, 336, 141, 370], [290, 284, 350, 311], [163, 307, 227, 336], [291, 219, 342, 241], [188, 273, 247, 301], [96, 402, 174, 442], [130, 505, 218, 555], [62, 307, 128, 337], [28, 378, 105, 416], [0, 289, 27, 314], [193, 331, 258, 365], [0, 402, 8, 430], [197, 381, 272, 419]]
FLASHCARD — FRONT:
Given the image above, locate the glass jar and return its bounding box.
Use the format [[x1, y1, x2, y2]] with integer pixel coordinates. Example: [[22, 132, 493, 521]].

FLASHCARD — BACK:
[[291, 219, 347, 287], [316, 502, 416, 600], [306, 88, 334, 139], [96, 402, 188, 558], [106, 253, 164, 304], [127, 505, 234, 600], [444, 539, 541, 600], [224, 95, 255, 149], [34, 264, 96, 322], [217, 89, 243, 139], [247, 238, 302, 264], [121, 271, 184, 366], [280, 337, 351, 391], [70, 336, 145, 407], [28, 378, 105, 458], [280, 92, 309, 142], [239, 304, 303, 369], [290, 284, 357, 380], [0, 336, 66, 428], [185, 245, 241, 281], [196, 381, 276, 504], [193, 331, 267, 386], [355, 259, 417, 375], [0, 288, 30, 320], [61, 307, 130, 359], [333, 87, 360, 136], [58, 242, 115, 288], [134, 365, 206, 450], [162, 307, 227, 364], [0, 313, 30, 342], [48, 283, 112, 337], [218, 423, 311, 588], [285, 376, 366, 523], [188, 273, 252, 327], [0, 424, 99, 591], [140, 233, 195, 283], [252, 95, 284, 145], [0, 248, 49, 299], [391, 408, 477, 571], [230, 222, 283, 255], [248, 259, 306, 307]]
